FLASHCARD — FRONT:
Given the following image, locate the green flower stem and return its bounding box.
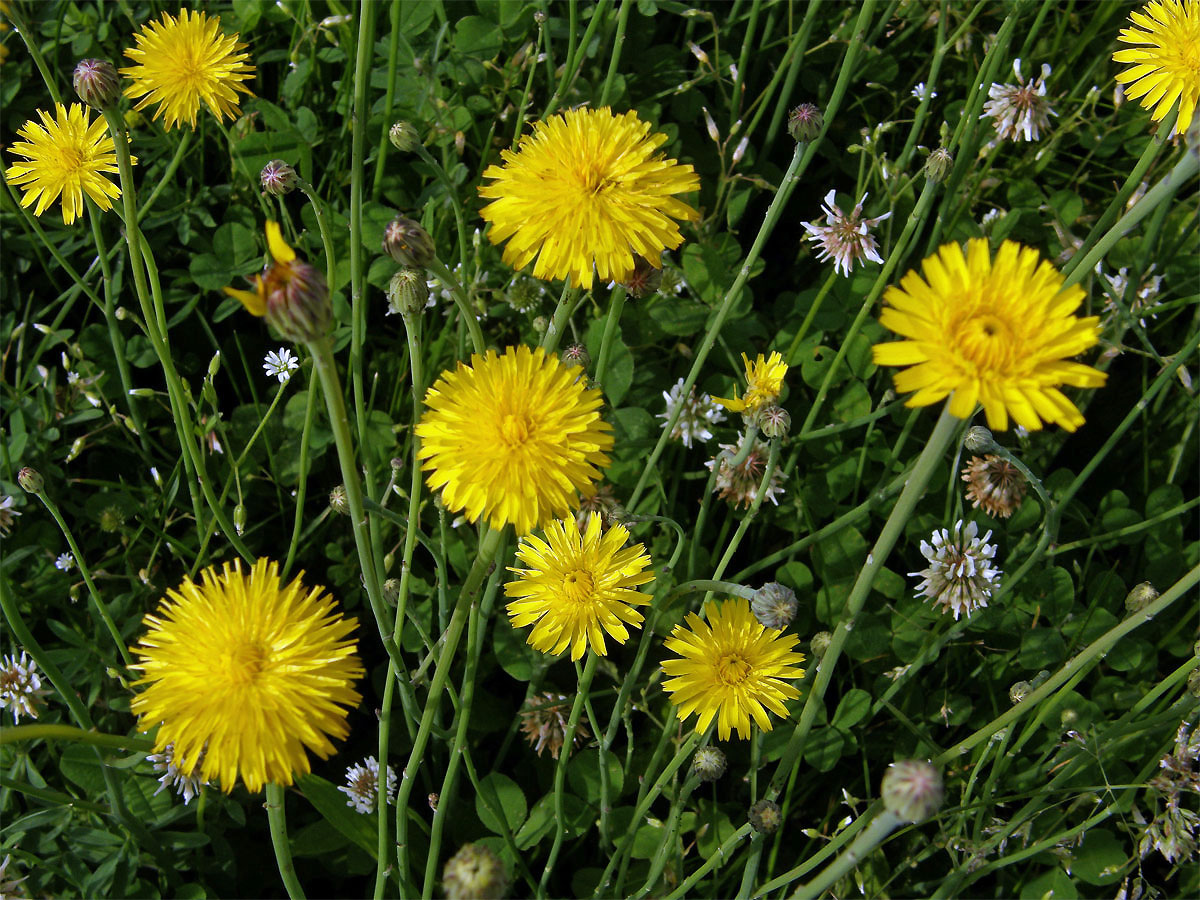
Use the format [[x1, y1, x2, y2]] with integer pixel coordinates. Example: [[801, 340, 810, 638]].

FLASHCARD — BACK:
[[373, 659, 399, 900], [28, 485, 132, 667], [511, 14, 546, 146], [599, 0, 633, 106], [663, 823, 754, 900], [627, 138, 807, 511], [296, 178, 337, 289], [755, 810, 873, 896], [936, 563, 1199, 768], [537, 652, 600, 898], [635, 772, 702, 899], [370, 0, 403, 200], [791, 810, 904, 900], [594, 286, 626, 386], [540, 283, 584, 354], [1061, 143, 1199, 289], [769, 404, 960, 797], [545, 0, 613, 117], [895, 0, 949, 175], [7, 5, 63, 104], [266, 782, 306, 900], [730, 0, 761, 128], [396, 526, 506, 896], [783, 268, 839, 363], [798, 177, 938, 438], [761, 0, 822, 153], [393, 315, 427, 647], [0, 724, 153, 752], [282, 375, 319, 579], [1052, 496, 1200, 555], [427, 256, 487, 355], [414, 144, 471, 274], [687, 464, 722, 578]]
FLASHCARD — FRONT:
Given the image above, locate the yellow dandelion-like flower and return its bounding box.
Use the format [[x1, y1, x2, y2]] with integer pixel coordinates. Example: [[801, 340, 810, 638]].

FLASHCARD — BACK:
[[872, 239, 1107, 433], [1113, 0, 1200, 137], [121, 8, 255, 131], [478, 107, 700, 289], [662, 598, 805, 741], [712, 351, 788, 414], [505, 512, 654, 660], [416, 346, 614, 534], [129, 559, 363, 794], [223, 221, 331, 342], [4, 103, 127, 225]]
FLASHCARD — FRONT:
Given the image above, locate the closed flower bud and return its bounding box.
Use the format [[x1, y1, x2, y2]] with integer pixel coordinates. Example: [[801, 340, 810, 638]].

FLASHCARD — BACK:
[[387, 268, 431, 317], [17, 467, 43, 494], [925, 147, 953, 183], [881, 760, 943, 824], [383, 578, 401, 606], [443, 843, 509, 900], [389, 121, 420, 152], [260, 160, 298, 196], [621, 255, 663, 299], [755, 405, 791, 439], [1009, 680, 1031, 704], [691, 746, 727, 782], [810, 631, 832, 659], [751, 582, 798, 629], [561, 344, 590, 369], [233, 503, 247, 536], [963, 426, 998, 454], [329, 485, 349, 516], [749, 798, 782, 834], [383, 215, 435, 268], [73, 58, 120, 110], [788, 103, 823, 143], [1124, 581, 1158, 613], [267, 258, 331, 343]]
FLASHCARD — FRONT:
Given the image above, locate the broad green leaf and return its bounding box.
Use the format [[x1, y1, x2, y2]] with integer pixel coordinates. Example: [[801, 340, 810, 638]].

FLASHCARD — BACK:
[[475, 771, 527, 836]]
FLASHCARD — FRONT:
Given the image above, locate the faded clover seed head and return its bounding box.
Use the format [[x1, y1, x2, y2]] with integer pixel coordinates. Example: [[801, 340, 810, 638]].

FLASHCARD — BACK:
[[386, 267, 431, 317], [882, 760, 944, 824], [705, 435, 785, 509], [691, 746, 727, 782], [981, 59, 1057, 142], [801, 189, 891, 277], [443, 843, 509, 900], [519, 692, 592, 759], [911, 520, 1001, 619], [788, 103, 823, 142], [383, 215, 435, 269], [260, 159, 297, 196], [961, 455, 1028, 519], [658, 377, 725, 449], [0, 651, 51, 723], [339, 756, 397, 814], [749, 798, 783, 834], [147, 743, 211, 804], [388, 120, 420, 152], [751, 582, 798, 630], [1125, 581, 1160, 613], [73, 58, 120, 110]]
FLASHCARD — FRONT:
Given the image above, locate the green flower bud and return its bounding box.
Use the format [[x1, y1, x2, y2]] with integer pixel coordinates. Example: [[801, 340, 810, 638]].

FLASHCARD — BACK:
[[1009, 681, 1031, 704], [260, 159, 298, 196], [787, 103, 823, 143], [17, 467, 43, 494], [881, 760, 943, 824], [387, 267, 431, 317], [810, 631, 832, 659], [383, 215, 435, 268], [233, 503, 247, 536], [561, 344, 590, 370], [329, 485, 349, 516], [1188, 666, 1200, 698], [751, 582, 798, 629], [964, 426, 998, 454], [389, 121, 420, 152], [1124, 581, 1159, 613], [443, 843, 509, 900], [755, 405, 791, 440], [925, 147, 953, 183], [267, 258, 331, 343], [690, 746, 727, 782], [73, 58, 120, 110], [749, 798, 782, 834]]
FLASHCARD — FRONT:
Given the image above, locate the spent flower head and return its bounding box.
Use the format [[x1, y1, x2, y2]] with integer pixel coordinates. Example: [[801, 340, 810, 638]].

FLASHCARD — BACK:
[[658, 377, 725, 448], [706, 434, 785, 509], [961, 455, 1028, 518], [0, 651, 52, 723], [519, 692, 592, 759], [981, 59, 1056, 142], [801, 190, 891, 277], [339, 756, 398, 814], [911, 520, 1001, 619]]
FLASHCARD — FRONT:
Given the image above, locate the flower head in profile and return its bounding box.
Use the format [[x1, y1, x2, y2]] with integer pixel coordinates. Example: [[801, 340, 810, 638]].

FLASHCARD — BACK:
[[1114, 0, 1200, 137], [478, 107, 700, 289], [801, 190, 890, 277], [981, 59, 1056, 142], [121, 8, 255, 131], [961, 454, 1028, 518], [872, 239, 1107, 432], [339, 756, 397, 815], [224, 222, 331, 343], [662, 598, 806, 740], [130, 559, 363, 794], [659, 378, 725, 448], [712, 352, 788, 415], [4, 103, 126, 225], [416, 346, 614, 534], [505, 512, 653, 660], [1, 650, 52, 723], [911, 520, 1001, 619]]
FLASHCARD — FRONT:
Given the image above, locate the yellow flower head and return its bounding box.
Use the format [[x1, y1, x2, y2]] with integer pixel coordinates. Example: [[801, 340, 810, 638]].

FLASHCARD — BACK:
[[712, 352, 788, 414], [4, 103, 128, 225], [416, 346, 614, 534], [121, 8, 255, 131], [130, 559, 363, 794], [662, 598, 805, 741], [478, 107, 700, 289], [872, 239, 1107, 433], [224, 222, 330, 343], [506, 512, 653, 660], [1113, 0, 1200, 137]]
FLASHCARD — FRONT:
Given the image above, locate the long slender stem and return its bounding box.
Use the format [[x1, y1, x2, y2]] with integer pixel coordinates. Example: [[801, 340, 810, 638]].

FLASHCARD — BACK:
[[266, 783, 306, 900]]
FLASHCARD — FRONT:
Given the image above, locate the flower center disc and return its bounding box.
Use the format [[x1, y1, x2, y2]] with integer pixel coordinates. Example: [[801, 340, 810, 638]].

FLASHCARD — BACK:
[[499, 411, 535, 447], [562, 568, 595, 604], [957, 313, 1016, 371], [717, 652, 752, 685], [223, 640, 267, 685]]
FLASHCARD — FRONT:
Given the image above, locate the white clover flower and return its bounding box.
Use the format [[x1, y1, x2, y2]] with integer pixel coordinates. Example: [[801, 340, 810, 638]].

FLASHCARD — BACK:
[[911, 520, 1001, 619], [339, 756, 397, 815], [1096, 264, 1165, 328], [981, 59, 1056, 142], [0, 651, 51, 723], [263, 348, 300, 383], [55, 553, 74, 572], [147, 743, 211, 804], [801, 189, 891, 277], [911, 82, 936, 102], [658, 378, 725, 449]]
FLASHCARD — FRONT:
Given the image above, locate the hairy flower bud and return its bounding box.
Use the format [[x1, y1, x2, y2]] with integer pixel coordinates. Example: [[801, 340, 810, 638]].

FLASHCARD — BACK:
[[881, 760, 943, 824], [387, 267, 431, 317], [268, 259, 330, 343], [963, 426, 998, 454], [388, 121, 420, 152], [329, 485, 349, 516], [561, 344, 590, 369], [1124, 581, 1159, 613], [925, 147, 953, 183], [260, 160, 297, 196], [751, 582, 798, 629], [810, 631, 832, 659], [17, 467, 43, 494], [443, 843, 509, 900], [788, 103, 823, 143], [749, 798, 782, 834], [691, 746, 727, 782], [73, 58, 120, 110], [383, 215, 435, 268], [1009, 680, 1031, 704], [755, 405, 791, 439]]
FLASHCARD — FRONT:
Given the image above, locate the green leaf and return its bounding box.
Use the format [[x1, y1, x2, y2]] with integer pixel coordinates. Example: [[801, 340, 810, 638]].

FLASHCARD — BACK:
[[1019, 629, 1067, 669], [454, 16, 504, 56], [493, 615, 537, 681], [648, 298, 709, 336], [297, 774, 379, 861], [475, 771, 527, 836], [831, 688, 872, 730], [844, 614, 890, 661], [568, 749, 624, 801], [1071, 829, 1127, 885], [515, 792, 588, 849], [803, 727, 846, 771], [58, 744, 107, 793]]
